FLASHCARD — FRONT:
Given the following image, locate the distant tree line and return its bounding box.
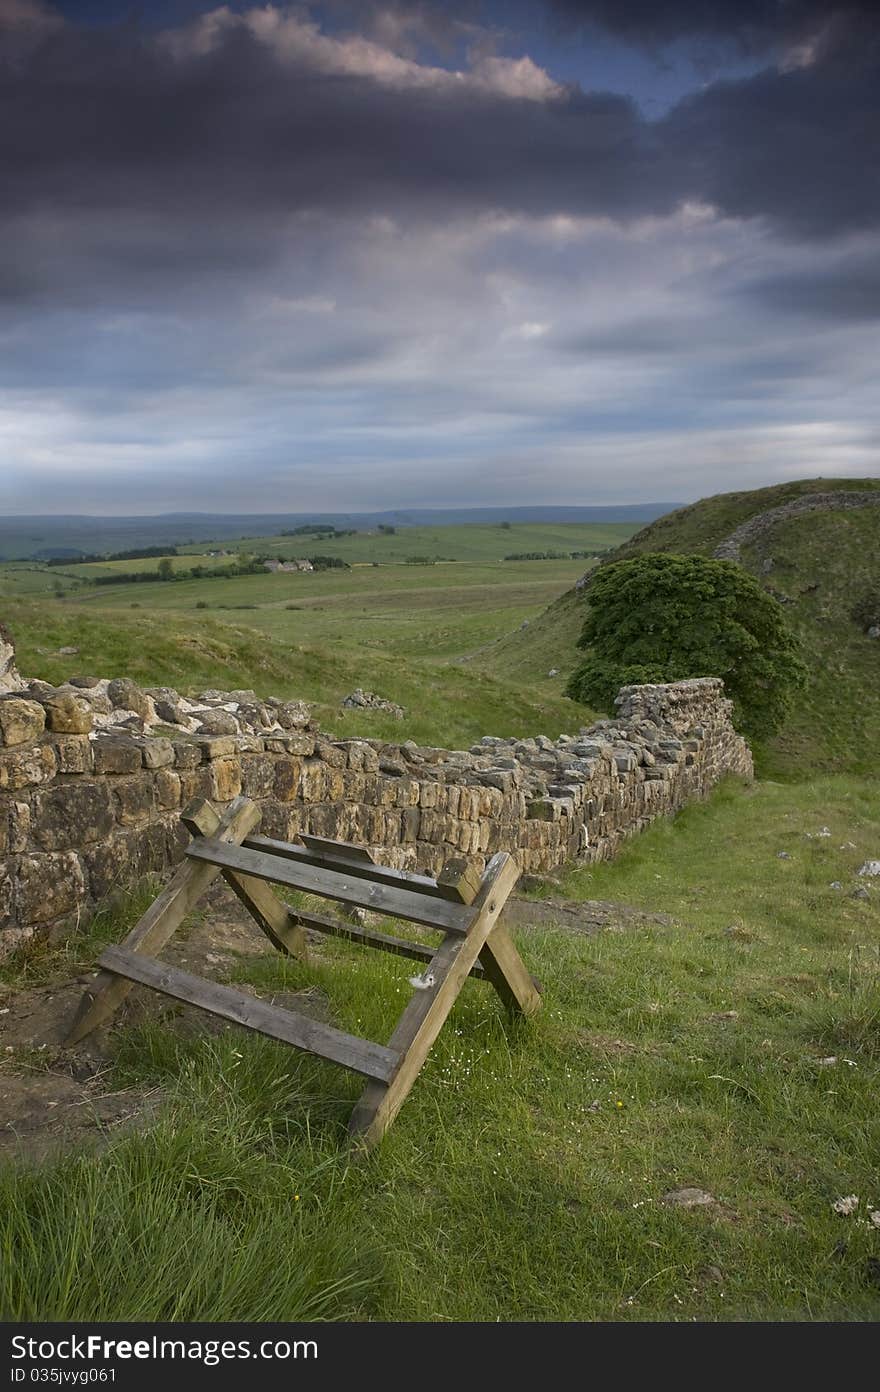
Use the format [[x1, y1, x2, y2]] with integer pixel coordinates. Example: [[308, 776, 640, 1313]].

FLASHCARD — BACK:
[[280, 524, 356, 538], [48, 545, 179, 565], [503, 549, 611, 561]]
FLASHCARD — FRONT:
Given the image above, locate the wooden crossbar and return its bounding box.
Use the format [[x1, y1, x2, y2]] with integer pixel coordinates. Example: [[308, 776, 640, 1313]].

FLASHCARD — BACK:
[[66, 796, 541, 1148], [291, 903, 487, 979], [186, 838, 474, 934], [243, 834, 464, 901], [99, 947, 398, 1081]]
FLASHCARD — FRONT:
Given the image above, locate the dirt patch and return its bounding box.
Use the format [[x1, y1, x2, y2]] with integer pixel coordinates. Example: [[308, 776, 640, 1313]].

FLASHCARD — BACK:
[[0, 881, 321, 1163]]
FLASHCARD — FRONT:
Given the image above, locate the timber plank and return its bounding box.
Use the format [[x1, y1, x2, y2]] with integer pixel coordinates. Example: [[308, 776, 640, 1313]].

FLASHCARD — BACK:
[[186, 839, 473, 934], [66, 796, 262, 1044], [244, 835, 456, 901], [98, 947, 398, 1082]]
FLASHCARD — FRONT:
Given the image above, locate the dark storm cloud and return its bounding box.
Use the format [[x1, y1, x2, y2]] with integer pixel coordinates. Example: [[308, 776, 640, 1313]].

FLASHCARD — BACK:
[[544, 1, 876, 53], [0, 0, 877, 314], [0, 28, 668, 243]]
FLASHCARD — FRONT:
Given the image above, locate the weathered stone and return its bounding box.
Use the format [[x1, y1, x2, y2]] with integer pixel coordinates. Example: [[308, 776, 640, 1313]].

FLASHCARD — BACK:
[[0, 697, 46, 747], [241, 753, 276, 799], [0, 743, 56, 790], [264, 733, 315, 757], [154, 697, 185, 725], [273, 759, 303, 802], [67, 675, 101, 688], [106, 678, 156, 722], [92, 738, 142, 775], [197, 735, 236, 760], [52, 734, 93, 774], [139, 737, 174, 769], [33, 782, 115, 849], [172, 740, 201, 769], [114, 778, 156, 826], [0, 622, 23, 694], [315, 740, 347, 769], [84, 824, 167, 900], [209, 758, 242, 802], [155, 767, 181, 809], [196, 709, 240, 736], [16, 852, 85, 923]]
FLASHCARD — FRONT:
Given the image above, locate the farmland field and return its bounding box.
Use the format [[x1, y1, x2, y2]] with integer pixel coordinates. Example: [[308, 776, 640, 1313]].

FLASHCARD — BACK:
[[2, 544, 599, 748]]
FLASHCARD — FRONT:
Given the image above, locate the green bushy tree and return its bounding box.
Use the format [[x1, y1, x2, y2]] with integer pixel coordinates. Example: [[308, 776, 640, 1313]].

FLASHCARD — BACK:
[[564, 553, 806, 737]]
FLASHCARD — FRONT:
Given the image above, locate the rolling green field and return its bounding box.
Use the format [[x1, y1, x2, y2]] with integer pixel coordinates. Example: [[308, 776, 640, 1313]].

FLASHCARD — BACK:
[[175, 521, 633, 564], [2, 555, 591, 747]]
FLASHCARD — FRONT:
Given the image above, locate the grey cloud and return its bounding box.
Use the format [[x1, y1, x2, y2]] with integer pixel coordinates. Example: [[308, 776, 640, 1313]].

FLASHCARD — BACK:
[[544, 1, 875, 54], [743, 253, 880, 320]]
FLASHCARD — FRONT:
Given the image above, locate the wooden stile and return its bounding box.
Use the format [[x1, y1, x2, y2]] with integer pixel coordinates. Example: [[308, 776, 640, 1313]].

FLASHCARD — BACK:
[[66, 796, 541, 1147]]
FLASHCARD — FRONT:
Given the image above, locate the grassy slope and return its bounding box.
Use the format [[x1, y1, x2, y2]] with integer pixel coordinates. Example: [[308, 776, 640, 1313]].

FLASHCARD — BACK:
[[608, 477, 880, 562], [3, 774, 878, 1321], [483, 479, 880, 775]]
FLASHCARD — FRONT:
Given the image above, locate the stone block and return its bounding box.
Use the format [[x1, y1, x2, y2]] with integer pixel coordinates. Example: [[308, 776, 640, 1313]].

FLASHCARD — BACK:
[[41, 693, 93, 735], [33, 781, 115, 850], [53, 734, 93, 774], [92, 738, 142, 775], [272, 758, 303, 802], [84, 825, 166, 900], [0, 743, 56, 791], [140, 737, 174, 769], [315, 740, 347, 769], [209, 758, 242, 802], [114, 778, 156, 826], [179, 767, 215, 803], [240, 752, 276, 799], [172, 740, 201, 770], [106, 678, 156, 722], [198, 735, 236, 760], [0, 697, 45, 746], [155, 767, 181, 809], [16, 851, 85, 923], [264, 732, 315, 757]]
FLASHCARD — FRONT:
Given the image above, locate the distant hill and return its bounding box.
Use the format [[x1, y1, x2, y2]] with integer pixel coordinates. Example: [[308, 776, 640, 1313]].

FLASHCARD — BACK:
[[484, 477, 880, 775], [0, 504, 679, 561]]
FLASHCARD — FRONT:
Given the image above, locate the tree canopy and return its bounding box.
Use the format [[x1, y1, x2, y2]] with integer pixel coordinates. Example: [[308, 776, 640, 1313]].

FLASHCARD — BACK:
[[564, 553, 806, 738]]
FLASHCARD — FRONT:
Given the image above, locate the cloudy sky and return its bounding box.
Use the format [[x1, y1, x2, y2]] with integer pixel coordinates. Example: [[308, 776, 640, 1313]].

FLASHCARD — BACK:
[[1, 0, 878, 514]]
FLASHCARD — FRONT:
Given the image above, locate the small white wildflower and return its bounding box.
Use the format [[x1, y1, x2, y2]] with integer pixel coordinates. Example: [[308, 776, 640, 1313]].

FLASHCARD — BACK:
[[832, 1194, 859, 1215]]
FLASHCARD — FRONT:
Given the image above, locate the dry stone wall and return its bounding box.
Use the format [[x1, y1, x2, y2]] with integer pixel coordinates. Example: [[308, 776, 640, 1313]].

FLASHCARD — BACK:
[[713, 490, 880, 562], [0, 661, 752, 958]]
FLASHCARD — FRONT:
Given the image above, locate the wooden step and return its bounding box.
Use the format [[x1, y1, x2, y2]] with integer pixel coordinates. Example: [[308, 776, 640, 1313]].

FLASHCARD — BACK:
[[98, 946, 399, 1082], [186, 839, 474, 934]]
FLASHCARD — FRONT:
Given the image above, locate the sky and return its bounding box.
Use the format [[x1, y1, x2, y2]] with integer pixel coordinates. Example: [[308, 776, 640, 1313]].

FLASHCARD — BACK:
[[1, 0, 878, 514]]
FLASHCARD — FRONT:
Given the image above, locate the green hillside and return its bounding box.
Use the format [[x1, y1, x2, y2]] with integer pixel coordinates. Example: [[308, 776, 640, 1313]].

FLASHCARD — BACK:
[[609, 477, 880, 562], [482, 479, 880, 775]]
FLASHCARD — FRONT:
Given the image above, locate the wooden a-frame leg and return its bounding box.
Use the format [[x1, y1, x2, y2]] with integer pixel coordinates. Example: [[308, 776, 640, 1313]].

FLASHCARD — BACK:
[[437, 855, 541, 1016], [182, 800, 307, 960], [348, 852, 522, 1149], [478, 921, 543, 1017], [65, 796, 262, 1045]]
